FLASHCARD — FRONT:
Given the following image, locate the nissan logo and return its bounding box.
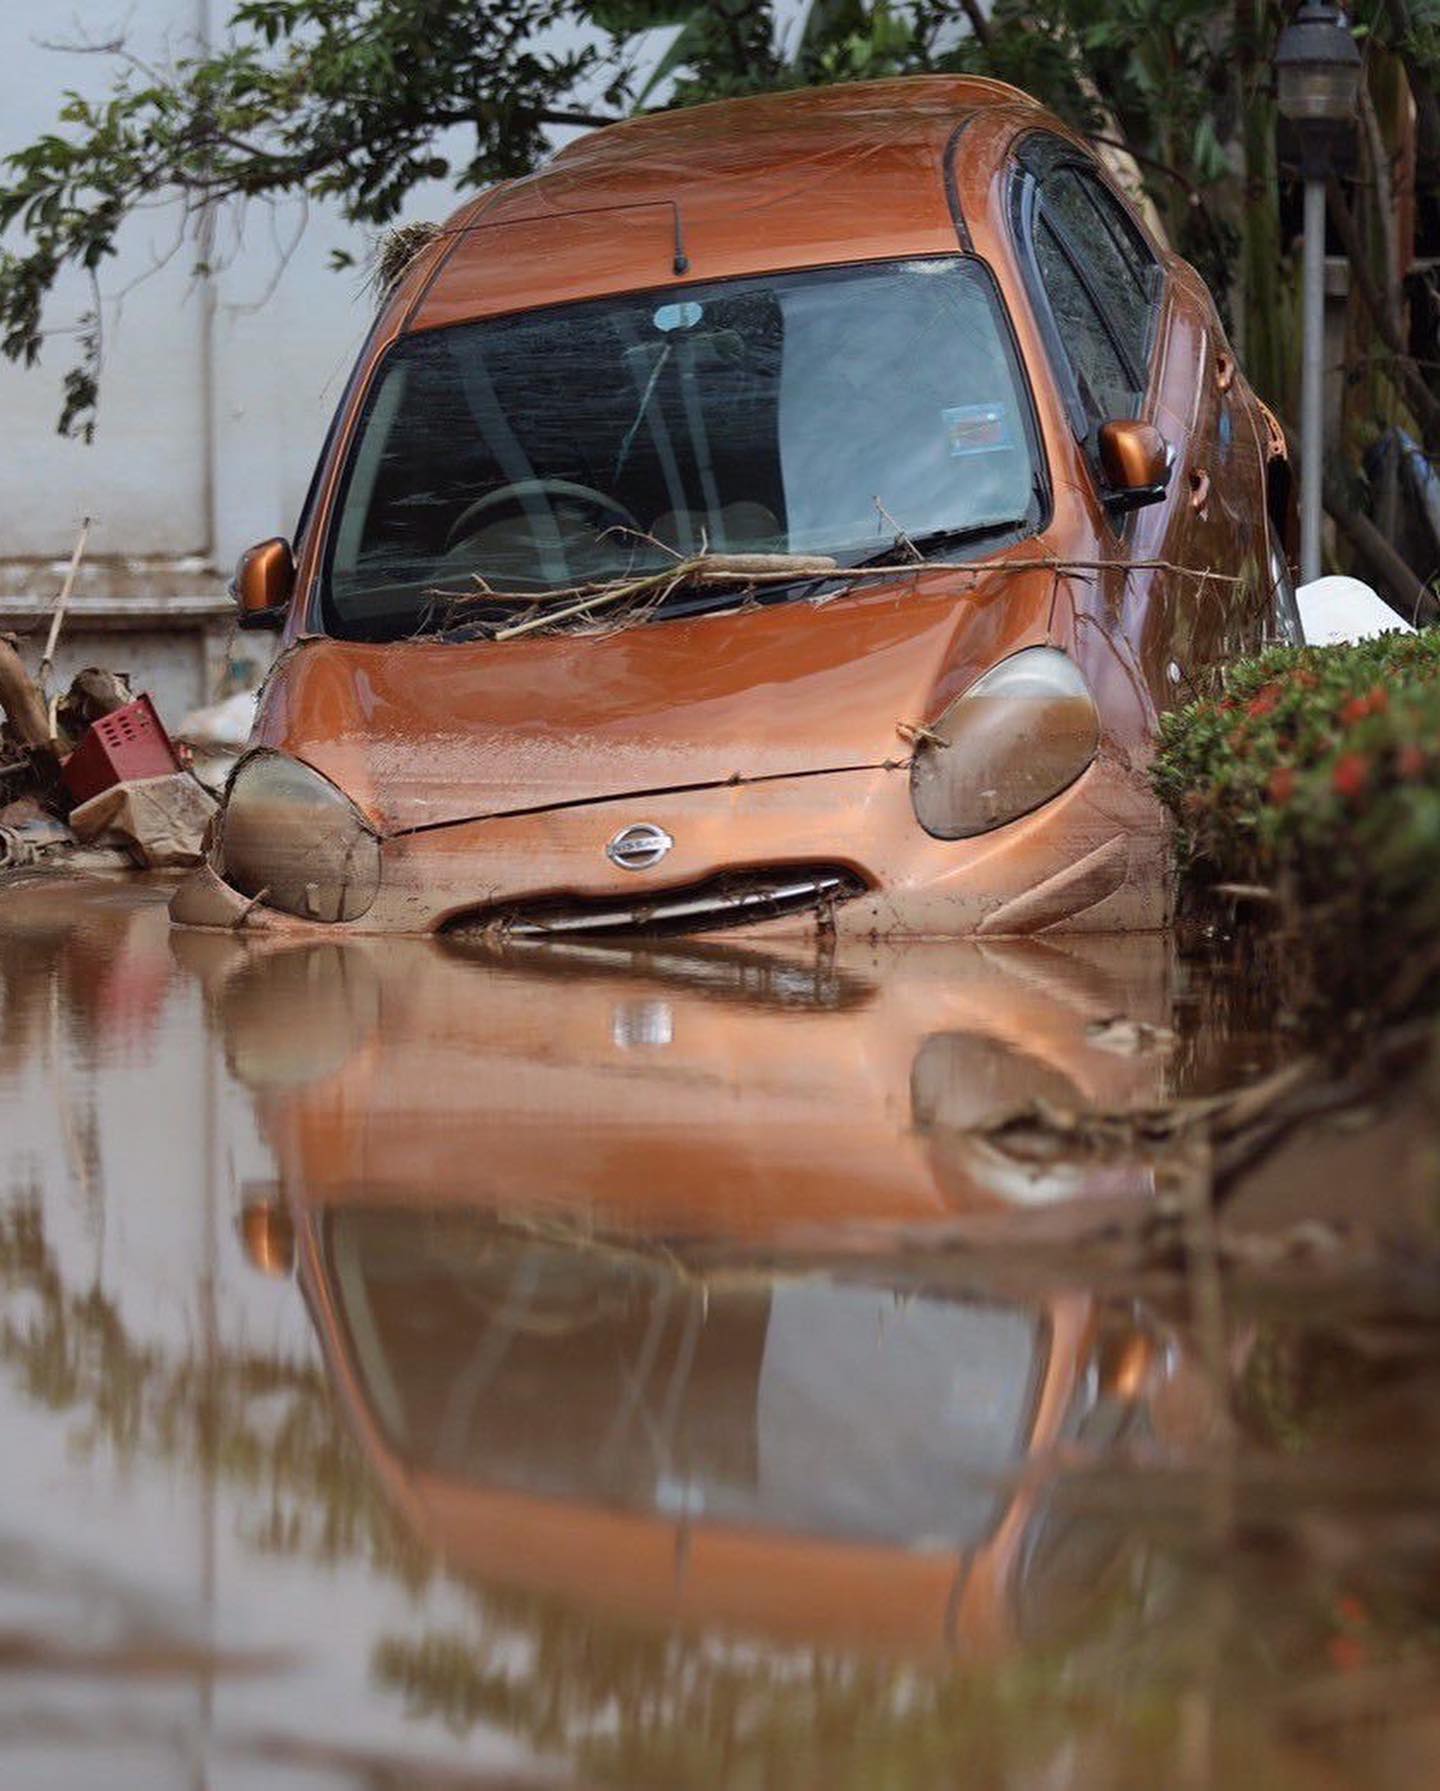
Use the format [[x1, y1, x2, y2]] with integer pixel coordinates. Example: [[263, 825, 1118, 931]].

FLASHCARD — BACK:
[[606, 822, 674, 871]]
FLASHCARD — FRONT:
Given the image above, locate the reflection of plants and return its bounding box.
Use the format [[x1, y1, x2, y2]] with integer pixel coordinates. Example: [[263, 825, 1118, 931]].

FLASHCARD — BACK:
[[1238, 1323, 1410, 1456], [374, 1621, 1130, 1791], [8, 1178, 1440, 1788], [371, 1591, 1334, 1791], [0, 1194, 430, 1589]]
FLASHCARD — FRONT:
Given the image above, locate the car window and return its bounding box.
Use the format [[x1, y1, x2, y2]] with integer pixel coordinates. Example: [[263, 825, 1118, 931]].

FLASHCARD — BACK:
[[321, 258, 1045, 642], [1087, 177, 1160, 321], [1012, 135, 1162, 442], [1032, 217, 1135, 421], [1040, 168, 1155, 376]]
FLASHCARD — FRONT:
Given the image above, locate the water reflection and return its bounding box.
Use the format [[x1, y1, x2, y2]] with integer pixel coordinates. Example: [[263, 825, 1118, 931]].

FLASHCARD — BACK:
[[0, 881, 1438, 1789], [199, 929, 1174, 1242], [305, 1217, 1183, 1649]]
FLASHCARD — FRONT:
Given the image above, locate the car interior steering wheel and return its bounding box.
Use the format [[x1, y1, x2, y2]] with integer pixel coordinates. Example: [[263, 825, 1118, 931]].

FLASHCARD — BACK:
[[443, 478, 642, 555]]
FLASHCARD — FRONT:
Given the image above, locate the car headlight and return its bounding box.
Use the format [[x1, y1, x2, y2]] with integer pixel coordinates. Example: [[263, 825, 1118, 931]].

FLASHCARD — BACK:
[[219, 751, 380, 921], [910, 647, 1100, 839]]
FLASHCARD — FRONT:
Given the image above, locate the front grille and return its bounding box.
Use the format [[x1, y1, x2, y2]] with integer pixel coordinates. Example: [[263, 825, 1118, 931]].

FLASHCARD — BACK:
[[442, 865, 867, 940]]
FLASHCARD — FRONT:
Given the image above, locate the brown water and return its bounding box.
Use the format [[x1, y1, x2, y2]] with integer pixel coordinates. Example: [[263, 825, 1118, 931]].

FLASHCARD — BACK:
[[0, 873, 1437, 1790]]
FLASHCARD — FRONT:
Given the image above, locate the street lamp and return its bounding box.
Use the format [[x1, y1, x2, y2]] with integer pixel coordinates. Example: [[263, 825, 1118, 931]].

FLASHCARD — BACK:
[[1275, 2, 1362, 584]]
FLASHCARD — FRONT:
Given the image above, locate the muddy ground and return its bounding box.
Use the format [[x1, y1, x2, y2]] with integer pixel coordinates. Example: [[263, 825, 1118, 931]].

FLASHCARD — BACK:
[[0, 871, 1436, 1790]]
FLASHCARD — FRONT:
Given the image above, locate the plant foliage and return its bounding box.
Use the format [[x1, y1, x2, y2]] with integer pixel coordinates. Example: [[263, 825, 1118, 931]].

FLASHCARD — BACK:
[[1154, 630, 1440, 977]]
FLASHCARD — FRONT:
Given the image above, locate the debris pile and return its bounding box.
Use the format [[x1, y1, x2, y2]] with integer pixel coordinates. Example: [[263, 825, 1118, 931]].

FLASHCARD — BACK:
[[0, 634, 217, 877]]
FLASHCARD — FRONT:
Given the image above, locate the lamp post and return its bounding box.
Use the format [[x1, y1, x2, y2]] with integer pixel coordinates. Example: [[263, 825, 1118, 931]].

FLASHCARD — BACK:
[[1275, 2, 1362, 584]]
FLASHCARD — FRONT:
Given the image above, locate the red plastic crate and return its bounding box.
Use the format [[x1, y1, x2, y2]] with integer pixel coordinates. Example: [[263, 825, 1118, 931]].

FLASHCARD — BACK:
[[62, 694, 180, 804]]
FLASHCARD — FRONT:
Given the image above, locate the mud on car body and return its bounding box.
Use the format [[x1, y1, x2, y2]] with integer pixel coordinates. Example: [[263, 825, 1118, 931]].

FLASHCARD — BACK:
[[173, 76, 1297, 942]]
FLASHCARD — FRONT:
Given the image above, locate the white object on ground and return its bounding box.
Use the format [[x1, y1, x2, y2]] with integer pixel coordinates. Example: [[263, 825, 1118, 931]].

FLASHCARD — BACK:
[[1296, 575, 1418, 647], [176, 687, 258, 751], [176, 687, 259, 793]]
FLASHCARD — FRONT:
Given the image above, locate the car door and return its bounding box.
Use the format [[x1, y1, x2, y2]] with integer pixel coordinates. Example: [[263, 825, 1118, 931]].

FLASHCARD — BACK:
[[1010, 137, 1259, 705]]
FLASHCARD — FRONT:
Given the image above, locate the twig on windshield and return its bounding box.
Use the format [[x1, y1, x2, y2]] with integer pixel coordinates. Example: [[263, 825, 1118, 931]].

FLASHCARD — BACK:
[[424, 552, 1243, 642], [476, 552, 842, 642], [872, 497, 923, 563]]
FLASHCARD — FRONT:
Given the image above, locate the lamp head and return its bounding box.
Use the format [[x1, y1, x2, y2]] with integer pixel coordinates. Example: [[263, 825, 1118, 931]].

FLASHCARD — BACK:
[[1275, 3, 1361, 126]]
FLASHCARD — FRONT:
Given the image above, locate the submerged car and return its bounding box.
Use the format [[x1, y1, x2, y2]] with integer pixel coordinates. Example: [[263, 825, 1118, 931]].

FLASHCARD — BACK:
[[173, 75, 1298, 941]]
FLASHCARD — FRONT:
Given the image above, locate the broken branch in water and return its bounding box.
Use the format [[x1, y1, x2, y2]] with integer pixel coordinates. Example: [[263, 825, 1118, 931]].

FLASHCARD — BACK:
[[971, 1055, 1320, 1168], [972, 1016, 1436, 1205]]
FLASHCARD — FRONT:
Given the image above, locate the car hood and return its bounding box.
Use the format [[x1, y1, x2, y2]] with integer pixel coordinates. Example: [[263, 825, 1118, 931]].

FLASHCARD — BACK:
[[257, 567, 1055, 833]]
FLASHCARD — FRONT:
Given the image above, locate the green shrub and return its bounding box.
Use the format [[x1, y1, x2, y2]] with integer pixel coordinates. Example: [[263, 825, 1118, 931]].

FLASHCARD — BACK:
[[1153, 630, 1440, 967]]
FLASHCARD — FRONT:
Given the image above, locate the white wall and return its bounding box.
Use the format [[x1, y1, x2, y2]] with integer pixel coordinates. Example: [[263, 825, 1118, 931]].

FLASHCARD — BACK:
[[1, 2, 215, 562], [0, 0, 813, 576], [0, 1, 524, 572]]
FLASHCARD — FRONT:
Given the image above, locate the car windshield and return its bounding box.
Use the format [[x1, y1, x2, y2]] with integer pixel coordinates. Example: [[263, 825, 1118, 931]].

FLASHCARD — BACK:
[[322, 257, 1043, 642]]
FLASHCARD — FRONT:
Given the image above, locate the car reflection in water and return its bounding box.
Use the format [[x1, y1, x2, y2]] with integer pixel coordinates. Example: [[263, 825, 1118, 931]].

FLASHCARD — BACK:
[[191, 930, 1210, 1658]]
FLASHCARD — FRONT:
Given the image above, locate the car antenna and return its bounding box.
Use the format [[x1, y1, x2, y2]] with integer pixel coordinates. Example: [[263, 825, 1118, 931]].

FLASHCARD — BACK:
[[670, 201, 690, 277]]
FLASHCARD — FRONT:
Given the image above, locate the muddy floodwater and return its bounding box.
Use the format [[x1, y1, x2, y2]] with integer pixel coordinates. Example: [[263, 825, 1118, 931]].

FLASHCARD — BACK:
[[0, 875, 1437, 1790]]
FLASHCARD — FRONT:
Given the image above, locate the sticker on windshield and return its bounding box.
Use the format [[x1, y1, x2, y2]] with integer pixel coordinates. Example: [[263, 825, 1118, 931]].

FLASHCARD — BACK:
[[653, 301, 704, 332], [943, 402, 1013, 458]]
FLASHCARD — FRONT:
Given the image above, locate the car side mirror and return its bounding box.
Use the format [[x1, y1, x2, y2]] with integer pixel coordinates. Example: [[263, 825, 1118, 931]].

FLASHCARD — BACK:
[[1097, 420, 1171, 515], [233, 537, 295, 630]]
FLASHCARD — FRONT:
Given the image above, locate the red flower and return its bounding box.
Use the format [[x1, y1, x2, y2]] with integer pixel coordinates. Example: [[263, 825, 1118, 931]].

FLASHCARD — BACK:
[[1247, 686, 1280, 719], [1397, 742, 1427, 781], [1332, 753, 1370, 800], [1339, 694, 1371, 726], [1367, 685, 1389, 716], [1268, 765, 1297, 805]]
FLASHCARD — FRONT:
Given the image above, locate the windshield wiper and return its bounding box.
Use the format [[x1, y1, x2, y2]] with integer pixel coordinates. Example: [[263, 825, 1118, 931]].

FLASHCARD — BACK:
[[659, 570, 840, 622], [850, 516, 1030, 569]]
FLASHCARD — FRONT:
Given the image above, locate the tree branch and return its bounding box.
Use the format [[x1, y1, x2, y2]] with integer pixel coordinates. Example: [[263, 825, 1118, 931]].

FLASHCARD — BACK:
[[959, 0, 992, 49], [535, 107, 621, 129], [1387, 0, 1440, 192], [1326, 476, 1437, 624], [1088, 133, 1207, 210]]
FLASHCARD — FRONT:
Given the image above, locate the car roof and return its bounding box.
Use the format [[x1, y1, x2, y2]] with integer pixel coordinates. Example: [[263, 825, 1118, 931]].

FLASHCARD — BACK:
[[405, 76, 1044, 333]]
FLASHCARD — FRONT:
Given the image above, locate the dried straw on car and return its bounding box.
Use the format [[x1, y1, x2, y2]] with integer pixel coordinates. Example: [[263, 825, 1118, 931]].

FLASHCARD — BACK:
[[370, 221, 443, 300]]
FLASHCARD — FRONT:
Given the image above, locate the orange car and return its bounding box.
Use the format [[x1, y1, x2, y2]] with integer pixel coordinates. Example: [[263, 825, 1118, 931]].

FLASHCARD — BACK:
[[173, 75, 1299, 941]]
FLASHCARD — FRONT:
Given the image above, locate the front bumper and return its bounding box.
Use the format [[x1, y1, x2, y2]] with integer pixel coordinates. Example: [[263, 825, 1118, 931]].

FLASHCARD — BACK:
[[171, 755, 1168, 940]]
